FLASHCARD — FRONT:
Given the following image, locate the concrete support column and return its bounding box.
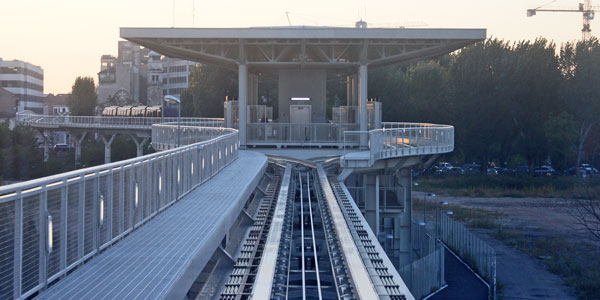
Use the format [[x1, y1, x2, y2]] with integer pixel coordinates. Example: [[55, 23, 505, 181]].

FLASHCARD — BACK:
[[346, 75, 352, 107], [352, 75, 358, 107], [364, 173, 380, 236], [38, 130, 49, 162], [395, 168, 412, 267], [359, 64, 368, 148], [249, 74, 259, 105], [73, 132, 87, 165], [100, 134, 116, 164], [238, 63, 248, 148], [130, 135, 148, 157]]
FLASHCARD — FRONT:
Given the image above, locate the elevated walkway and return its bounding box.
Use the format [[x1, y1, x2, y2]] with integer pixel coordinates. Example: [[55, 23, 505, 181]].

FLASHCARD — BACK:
[[35, 151, 267, 300]]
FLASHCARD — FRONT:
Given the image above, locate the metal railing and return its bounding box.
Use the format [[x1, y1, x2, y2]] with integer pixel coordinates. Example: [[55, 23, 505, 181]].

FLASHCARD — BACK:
[[439, 213, 496, 299], [152, 123, 235, 151], [342, 122, 454, 166], [16, 111, 224, 130], [247, 122, 359, 146], [0, 121, 239, 300]]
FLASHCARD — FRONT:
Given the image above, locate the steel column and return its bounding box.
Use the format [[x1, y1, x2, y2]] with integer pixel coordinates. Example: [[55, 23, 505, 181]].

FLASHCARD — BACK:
[[238, 63, 248, 148], [359, 64, 368, 148]]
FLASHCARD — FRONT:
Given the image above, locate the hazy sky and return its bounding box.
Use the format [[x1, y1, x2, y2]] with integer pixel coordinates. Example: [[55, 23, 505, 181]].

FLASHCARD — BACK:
[[1, 0, 596, 94]]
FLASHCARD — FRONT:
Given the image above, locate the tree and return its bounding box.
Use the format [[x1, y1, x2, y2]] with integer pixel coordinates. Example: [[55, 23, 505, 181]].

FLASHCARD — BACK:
[[181, 64, 237, 117], [560, 38, 600, 176], [68, 76, 98, 116], [544, 112, 578, 171], [509, 39, 563, 172], [571, 187, 600, 242], [449, 39, 514, 171]]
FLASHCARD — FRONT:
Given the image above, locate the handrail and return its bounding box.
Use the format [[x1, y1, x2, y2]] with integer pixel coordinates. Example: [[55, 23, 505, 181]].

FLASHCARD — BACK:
[[342, 122, 454, 167], [1, 116, 239, 300]]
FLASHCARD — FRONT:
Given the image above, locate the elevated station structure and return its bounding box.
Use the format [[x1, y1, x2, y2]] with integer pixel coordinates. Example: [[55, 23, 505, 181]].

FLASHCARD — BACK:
[[121, 25, 485, 148], [0, 24, 487, 300]]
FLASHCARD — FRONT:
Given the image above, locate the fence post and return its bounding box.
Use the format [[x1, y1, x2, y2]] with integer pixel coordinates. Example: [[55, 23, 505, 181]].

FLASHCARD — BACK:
[[13, 192, 23, 299]]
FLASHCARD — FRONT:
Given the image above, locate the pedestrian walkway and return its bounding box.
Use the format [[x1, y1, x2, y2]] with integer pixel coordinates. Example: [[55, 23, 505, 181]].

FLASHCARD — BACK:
[[429, 248, 488, 300], [36, 151, 267, 300]]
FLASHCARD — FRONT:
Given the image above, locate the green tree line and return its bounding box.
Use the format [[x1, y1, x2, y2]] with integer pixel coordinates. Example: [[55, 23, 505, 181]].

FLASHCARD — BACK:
[[372, 38, 600, 174]]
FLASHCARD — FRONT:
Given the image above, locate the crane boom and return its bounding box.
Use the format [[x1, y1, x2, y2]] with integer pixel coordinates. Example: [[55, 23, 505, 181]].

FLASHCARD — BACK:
[[527, 0, 597, 40]]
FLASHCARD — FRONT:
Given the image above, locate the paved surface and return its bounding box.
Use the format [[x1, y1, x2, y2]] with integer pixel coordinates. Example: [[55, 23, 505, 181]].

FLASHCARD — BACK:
[[429, 248, 488, 300], [36, 151, 267, 300]]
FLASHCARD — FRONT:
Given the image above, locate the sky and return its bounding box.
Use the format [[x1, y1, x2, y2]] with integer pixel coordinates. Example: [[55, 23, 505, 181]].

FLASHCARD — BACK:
[[0, 0, 597, 94]]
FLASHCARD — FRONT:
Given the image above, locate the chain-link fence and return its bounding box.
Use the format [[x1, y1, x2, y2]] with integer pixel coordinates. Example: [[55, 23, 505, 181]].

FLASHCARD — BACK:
[[439, 213, 497, 299]]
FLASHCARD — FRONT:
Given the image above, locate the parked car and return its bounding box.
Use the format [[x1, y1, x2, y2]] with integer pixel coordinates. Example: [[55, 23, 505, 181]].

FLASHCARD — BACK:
[[438, 162, 454, 171], [534, 166, 558, 177], [53, 143, 70, 156], [512, 165, 530, 176], [444, 167, 465, 175], [487, 168, 499, 175], [463, 163, 483, 175], [494, 167, 511, 176]]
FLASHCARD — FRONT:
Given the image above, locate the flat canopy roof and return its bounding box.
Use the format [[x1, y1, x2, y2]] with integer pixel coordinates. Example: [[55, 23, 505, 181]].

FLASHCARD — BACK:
[[120, 26, 486, 70]]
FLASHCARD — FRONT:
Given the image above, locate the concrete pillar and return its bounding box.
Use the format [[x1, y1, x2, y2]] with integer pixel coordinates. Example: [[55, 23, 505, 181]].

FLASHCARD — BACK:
[[130, 135, 148, 157], [395, 168, 412, 267], [359, 64, 368, 148], [238, 63, 248, 148], [364, 173, 380, 236], [38, 130, 49, 162], [100, 134, 116, 164], [352, 75, 358, 107], [346, 75, 352, 107], [249, 74, 259, 105], [74, 132, 87, 165]]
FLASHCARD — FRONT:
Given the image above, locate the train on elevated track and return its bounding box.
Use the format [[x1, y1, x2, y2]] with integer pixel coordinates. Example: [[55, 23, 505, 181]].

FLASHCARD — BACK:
[[101, 105, 179, 118]]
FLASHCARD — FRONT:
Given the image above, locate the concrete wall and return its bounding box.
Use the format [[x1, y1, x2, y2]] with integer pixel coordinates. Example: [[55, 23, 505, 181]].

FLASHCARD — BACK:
[[277, 69, 326, 123]]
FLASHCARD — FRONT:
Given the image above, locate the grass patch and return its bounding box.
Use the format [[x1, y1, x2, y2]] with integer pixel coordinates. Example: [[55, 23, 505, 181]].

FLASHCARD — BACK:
[[495, 230, 600, 299], [415, 175, 600, 199]]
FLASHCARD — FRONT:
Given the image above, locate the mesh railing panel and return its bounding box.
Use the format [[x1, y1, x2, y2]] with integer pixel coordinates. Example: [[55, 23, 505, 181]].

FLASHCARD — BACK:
[[99, 175, 110, 245], [21, 194, 40, 294], [84, 180, 96, 254], [112, 173, 121, 238], [0, 200, 15, 299], [46, 188, 62, 278], [66, 183, 80, 266]]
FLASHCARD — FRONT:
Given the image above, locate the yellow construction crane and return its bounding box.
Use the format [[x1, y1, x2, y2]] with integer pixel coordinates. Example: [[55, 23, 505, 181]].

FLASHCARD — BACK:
[[527, 0, 598, 40]]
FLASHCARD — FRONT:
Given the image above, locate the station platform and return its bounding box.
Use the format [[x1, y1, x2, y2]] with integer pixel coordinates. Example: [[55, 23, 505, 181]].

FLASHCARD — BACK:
[[36, 151, 268, 300]]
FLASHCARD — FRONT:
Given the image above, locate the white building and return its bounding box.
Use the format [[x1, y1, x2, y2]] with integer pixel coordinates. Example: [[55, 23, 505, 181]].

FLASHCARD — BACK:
[[0, 58, 45, 114]]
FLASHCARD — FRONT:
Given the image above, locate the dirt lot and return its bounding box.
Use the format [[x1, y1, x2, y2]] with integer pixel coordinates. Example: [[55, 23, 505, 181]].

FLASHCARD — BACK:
[[414, 191, 583, 300]]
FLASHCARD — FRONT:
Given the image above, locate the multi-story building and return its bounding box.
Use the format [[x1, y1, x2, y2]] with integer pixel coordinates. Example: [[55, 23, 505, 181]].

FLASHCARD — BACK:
[[97, 41, 149, 106], [0, 58, 45, 114], [98, 42, 196, 107], [0, 87, 17, 128], [161, 56, 196, 98]]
